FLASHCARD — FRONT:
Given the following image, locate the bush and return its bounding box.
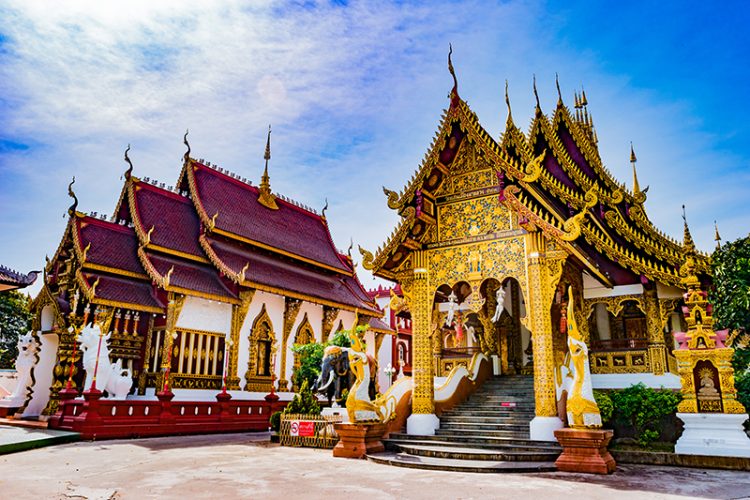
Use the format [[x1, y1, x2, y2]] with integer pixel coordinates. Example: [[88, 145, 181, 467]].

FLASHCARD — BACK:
[[610, 383, 682, 447], [270, 411, 282, 432], [0, 291, 33, 369], [283, 380, 321, 415], [593, 390, 614, 424]]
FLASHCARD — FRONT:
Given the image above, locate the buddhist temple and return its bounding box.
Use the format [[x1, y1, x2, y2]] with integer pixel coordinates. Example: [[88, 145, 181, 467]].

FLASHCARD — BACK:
[[24, 130, 392, 417], [360, 55, 712, 439]]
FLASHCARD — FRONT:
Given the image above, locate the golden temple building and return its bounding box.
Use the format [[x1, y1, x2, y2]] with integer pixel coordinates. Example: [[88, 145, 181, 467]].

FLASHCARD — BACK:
[[361, 56, 711, 439]]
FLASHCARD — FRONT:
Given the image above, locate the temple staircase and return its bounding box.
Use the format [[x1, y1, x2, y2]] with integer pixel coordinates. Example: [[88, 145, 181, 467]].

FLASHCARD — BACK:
[[368, 375, 561, 473]]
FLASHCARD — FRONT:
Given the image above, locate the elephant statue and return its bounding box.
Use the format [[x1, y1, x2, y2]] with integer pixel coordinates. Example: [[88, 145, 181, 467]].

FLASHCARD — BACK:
[[312, 345, 378, 406]]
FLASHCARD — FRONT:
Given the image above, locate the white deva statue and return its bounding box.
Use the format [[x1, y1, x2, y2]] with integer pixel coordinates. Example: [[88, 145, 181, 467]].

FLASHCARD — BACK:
[[445, 291, 458, 327], [79, 324, 133, 399], [491, 286, 506, 323], [1, 331, 39, 406]]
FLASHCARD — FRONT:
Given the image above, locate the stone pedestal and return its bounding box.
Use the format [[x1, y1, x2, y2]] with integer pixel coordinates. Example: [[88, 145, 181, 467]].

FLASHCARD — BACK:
[[675, 413, 750, 458], [332, 423, 386, 459], [554, 428, 616, 474], [406, 413, 440, 436]]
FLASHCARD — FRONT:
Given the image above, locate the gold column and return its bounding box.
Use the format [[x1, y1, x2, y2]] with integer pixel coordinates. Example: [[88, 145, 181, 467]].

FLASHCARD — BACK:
[[644, 288, 667, 375], [409, 251, 435, 415], [227, 290, 254, 390], [525, 231, 566, 418], [157, 294, 186, 389]]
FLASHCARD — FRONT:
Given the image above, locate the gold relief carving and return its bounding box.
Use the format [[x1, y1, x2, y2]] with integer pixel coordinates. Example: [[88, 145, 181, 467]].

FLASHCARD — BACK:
[[322, 306, 339, 340], [438, 196, 510, 242], [428, 237, 526, 292], [525, 231, 567, 418], [227, 290, 254, 390], [452, 169, 495, 195], [584, 294, 646, 319], [160, 294, 186, 370], [659, 298, 681, 330], [278, 298, 303, 390], [411, 252, 434, 414], [590, 350, 650, 374]]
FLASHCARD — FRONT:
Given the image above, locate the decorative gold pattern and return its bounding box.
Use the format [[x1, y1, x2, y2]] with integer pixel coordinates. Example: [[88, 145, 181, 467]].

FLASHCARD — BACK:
[[278, 298, 302, 391], [245, 304, 277, 392]]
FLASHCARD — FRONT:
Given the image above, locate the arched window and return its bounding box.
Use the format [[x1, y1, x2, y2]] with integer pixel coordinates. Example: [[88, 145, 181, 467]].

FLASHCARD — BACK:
[[292, 313, 316, 391], [245, 305, 276, 392]]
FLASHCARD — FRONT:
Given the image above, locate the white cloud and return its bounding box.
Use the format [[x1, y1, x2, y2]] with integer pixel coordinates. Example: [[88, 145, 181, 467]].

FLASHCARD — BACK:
[[0, 0, 747, 297]]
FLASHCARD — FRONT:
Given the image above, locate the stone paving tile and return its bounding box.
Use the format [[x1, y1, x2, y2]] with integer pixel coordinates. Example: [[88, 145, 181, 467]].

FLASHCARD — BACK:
[[0, 432, 749, 499]]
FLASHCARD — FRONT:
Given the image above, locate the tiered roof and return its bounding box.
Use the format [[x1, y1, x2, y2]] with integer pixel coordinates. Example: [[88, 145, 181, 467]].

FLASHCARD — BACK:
[[41, 137, 380, 319], [0, 265, 39, 292], [364, 64, 710, 288]]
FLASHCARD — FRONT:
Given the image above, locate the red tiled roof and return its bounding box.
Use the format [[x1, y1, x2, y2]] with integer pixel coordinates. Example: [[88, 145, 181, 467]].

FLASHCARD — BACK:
[[205, 236, 378, 313], [188, 162, 350, 273], [74, 217, 143, 275], [142, 250, 237, 301], [130, 181, 204, 257], [368, 316, 393, 333], [81, 271, 165, 312]]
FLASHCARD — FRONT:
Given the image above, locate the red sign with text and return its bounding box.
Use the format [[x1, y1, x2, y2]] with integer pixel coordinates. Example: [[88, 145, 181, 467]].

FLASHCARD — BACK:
[[298, 421, 315, 437]]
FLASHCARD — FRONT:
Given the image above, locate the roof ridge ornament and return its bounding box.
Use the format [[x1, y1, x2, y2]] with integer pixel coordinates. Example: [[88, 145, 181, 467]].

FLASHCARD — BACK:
[[447, 44, 459, 105], [532, 74, 541, 110], [67, 176, 78, 216], [258, 124, 279, 210], [714, 221, 722, 249], [505, 79, 513, 123], [123, 144, 134, 180], [555, 73, 562, 104], [682, 205, 696, 253], [321, 198, 329, 219], [630, 142, 641, 195], [183, 129, 191, 165]]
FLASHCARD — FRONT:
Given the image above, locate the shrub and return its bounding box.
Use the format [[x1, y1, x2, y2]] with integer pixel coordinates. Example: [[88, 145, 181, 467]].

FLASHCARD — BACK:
[[270, 411, 282, 432], [610, 383, 681, 447], [593, 390, 614, 424], [283, 380, 321, 415]]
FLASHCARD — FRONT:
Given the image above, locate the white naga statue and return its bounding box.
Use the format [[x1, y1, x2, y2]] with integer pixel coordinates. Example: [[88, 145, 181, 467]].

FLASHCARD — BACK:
[[79, 324, 133, 399], [1, 331, 39, 406], [555, 287, 602, 428], [445, 291, 458, 327], [344, 325, 396, 424], [491, 286, 506, 323]]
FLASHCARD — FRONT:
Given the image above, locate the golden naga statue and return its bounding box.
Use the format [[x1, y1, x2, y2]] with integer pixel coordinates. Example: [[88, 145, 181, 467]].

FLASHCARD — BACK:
[[555, 286, 602, 428], [344, 320, 397, 424]]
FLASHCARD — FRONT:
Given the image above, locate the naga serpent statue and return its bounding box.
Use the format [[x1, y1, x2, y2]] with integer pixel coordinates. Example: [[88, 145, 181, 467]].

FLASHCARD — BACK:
[[555, 286, 602, 428], [343, 324, 397, 424]]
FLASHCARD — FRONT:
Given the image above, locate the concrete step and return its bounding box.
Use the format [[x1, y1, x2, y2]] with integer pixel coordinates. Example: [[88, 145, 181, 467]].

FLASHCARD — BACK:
[[439, 416, 532, 425], [384, 437, 560, 453], [436, 429, 530, 439], [392, 443, 560, 462], [440, 422, 530, 432], [367, 451, 557, 473]]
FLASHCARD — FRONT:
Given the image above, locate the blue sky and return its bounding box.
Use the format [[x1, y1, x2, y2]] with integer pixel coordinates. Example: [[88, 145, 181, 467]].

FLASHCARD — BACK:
[[1, 0, 749, 294]]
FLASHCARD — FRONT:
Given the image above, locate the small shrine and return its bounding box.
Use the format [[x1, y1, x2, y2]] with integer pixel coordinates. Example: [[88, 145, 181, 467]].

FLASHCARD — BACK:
[[672, 214, 749, 457]]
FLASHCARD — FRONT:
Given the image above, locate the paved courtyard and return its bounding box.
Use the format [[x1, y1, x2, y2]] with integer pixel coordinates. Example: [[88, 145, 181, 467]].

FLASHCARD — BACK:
[[1, 432, 749, 499]]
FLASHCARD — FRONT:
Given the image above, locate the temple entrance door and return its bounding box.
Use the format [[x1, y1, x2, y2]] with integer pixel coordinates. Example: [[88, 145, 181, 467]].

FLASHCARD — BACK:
[[484, 278, 527, 375]]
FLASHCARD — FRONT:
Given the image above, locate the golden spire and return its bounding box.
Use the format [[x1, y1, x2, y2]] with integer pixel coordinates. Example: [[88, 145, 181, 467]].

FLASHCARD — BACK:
[[258, 125, 278, 210], [505, 79, 513, 123], [682, 205, 696, 253], [714, 220, 722, 249], [555, 72, 562, 103], [630, 142, 640, 195], [580, 87, 588, 106]]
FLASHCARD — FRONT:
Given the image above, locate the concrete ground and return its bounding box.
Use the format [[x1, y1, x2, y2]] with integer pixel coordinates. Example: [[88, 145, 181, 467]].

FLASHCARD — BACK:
[[1, 433, 749, 500]]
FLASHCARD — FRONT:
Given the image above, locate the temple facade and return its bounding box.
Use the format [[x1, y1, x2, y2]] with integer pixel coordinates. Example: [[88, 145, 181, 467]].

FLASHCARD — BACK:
[[360, 62, 712, 439], [25, 130, 392, 417]]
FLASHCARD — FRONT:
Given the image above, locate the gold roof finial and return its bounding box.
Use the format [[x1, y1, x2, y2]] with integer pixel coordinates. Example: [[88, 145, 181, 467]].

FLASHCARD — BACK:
[[581, 87, 588, 106], [183, 129, 191, 165], [555, 73, 562, 103], [682, 205, 696, 253], [67, 176, 78, 216], [258, 125, 278, 210], [123, 144, 134, 180], [630, 142, 640, 195], [533, 74, 541, 110], [504, 79, 513, 122], [448, 44, 458, 98], [714, 220, 722, 249]]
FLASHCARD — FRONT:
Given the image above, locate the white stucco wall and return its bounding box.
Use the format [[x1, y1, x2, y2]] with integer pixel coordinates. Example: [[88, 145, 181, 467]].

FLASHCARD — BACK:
[[176, 296, 232, 334]]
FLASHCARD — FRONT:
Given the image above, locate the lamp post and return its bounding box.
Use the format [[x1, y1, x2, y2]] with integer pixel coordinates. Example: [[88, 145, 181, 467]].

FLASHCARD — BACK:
[[383, 362, 396, 388]]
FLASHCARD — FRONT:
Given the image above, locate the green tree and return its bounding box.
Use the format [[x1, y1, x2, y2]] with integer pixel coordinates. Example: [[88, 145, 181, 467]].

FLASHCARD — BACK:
[[711, 236, 750, 410], [0, 291, 33, 369]]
